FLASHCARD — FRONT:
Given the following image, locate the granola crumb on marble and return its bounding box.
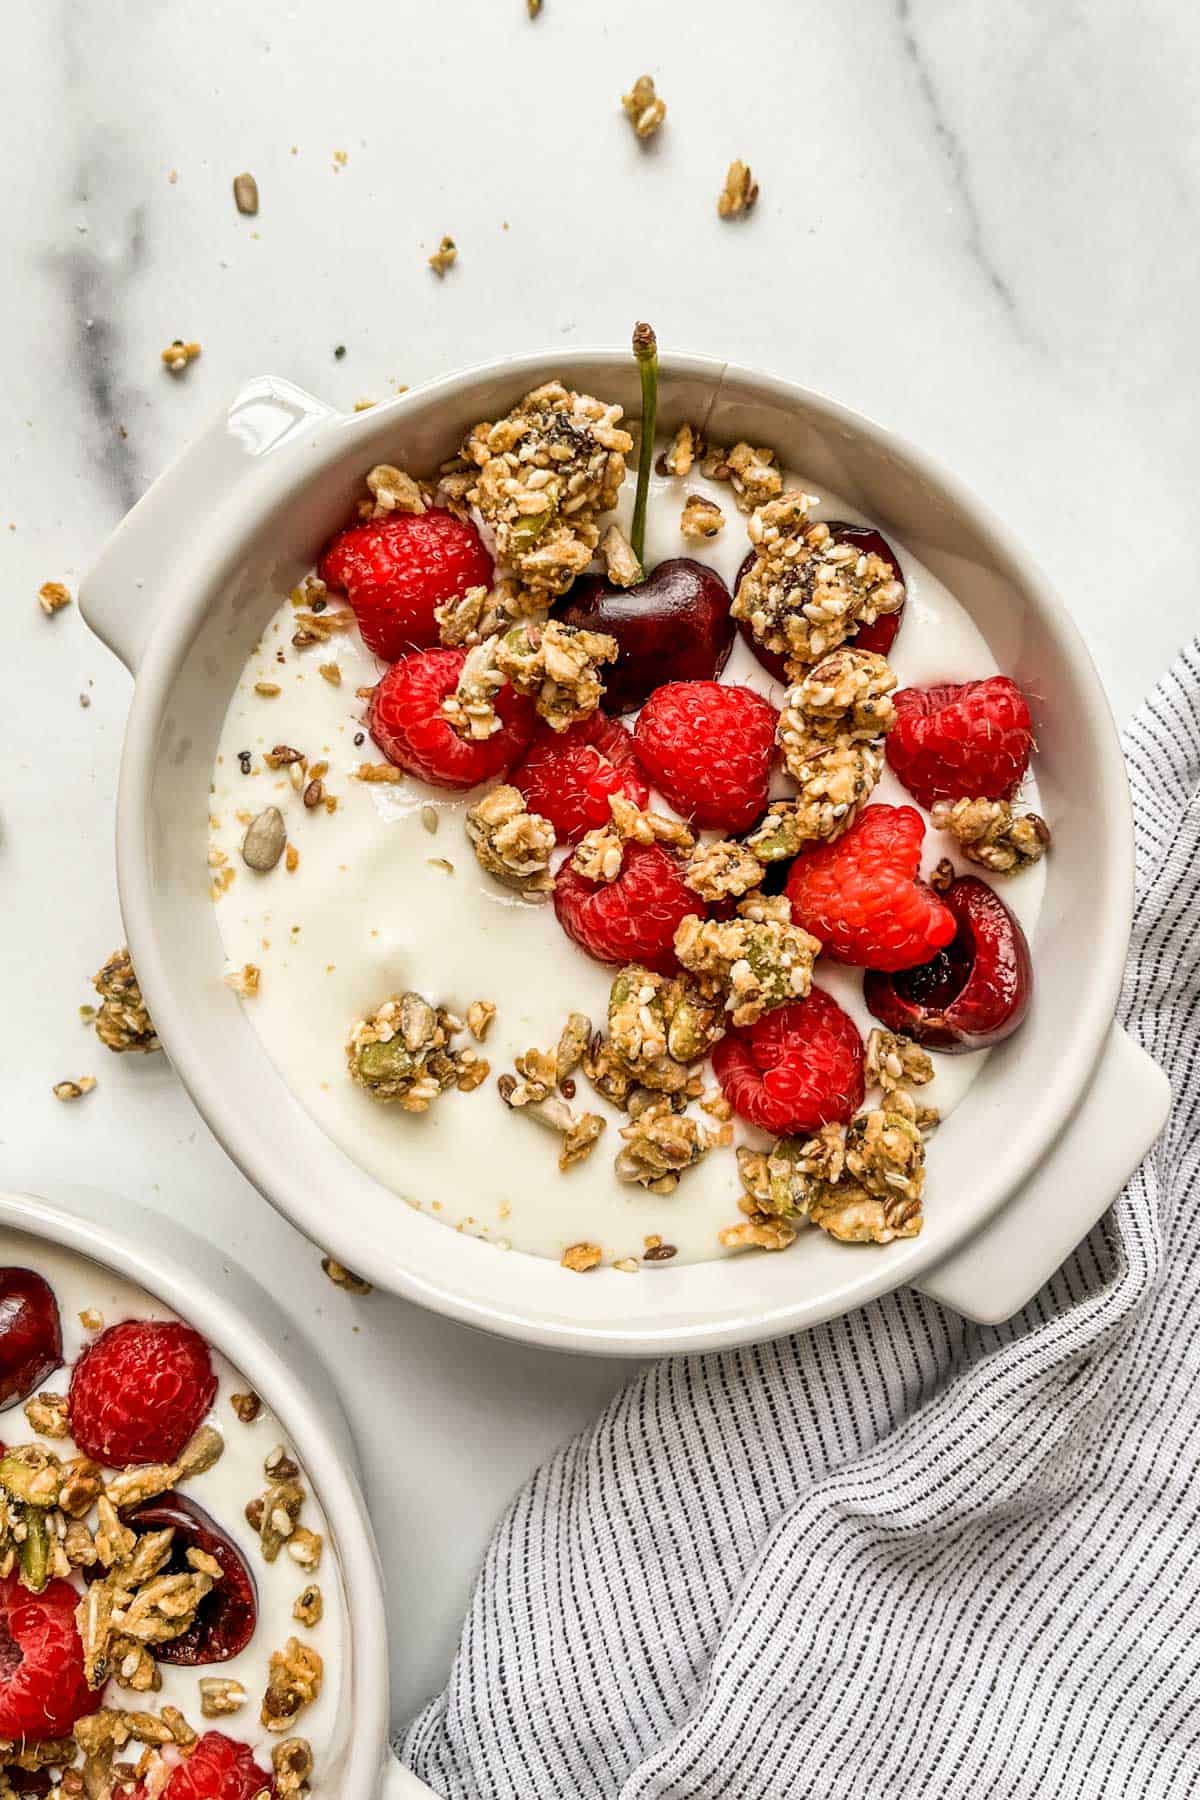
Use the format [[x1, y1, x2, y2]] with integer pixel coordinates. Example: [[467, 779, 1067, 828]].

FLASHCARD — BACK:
[[733, 492, 904, 673], [864, 1028, 934, 1095], [621, 73, 667, 139], [931, 797, 1051, 874], [160, 339, 201, 373], [465, 785, 555, 898], [428, 235, 458, 277], [680, 494, 725, 539], [683, 837, 764, 901], [91, 948, 160, 1054], [601, 523, 642, 587], [38, 580, 72, 616], [717, 159, 759, 218], [461, 382, 632, 595], [674, 910, 820, 1027]]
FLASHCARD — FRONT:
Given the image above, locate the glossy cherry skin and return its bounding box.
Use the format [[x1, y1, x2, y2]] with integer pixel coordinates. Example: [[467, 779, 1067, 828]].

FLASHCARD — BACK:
[[864, 875, 1032, 1052], [734, 523, 906, 682], [557, 558, 734, 714], [113, 1492, 257, 1663], [0, 1270, 63, 1410]]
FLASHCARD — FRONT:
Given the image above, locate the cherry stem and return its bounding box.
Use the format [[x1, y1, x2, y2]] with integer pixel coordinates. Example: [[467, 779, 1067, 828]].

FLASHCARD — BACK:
[[630, 321, 658, 572]]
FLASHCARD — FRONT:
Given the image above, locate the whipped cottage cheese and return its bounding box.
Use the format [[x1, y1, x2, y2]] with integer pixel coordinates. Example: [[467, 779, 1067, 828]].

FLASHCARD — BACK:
[[0, 1231, 349, 1786], [208, 454, 1045, 1267]]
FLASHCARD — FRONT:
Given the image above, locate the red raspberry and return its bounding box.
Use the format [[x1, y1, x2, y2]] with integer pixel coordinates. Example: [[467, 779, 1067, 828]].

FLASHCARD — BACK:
[[886, 675, 1033, 809], [554, 843, 698, 973], [511, 714, 649, 844], [634, 682, 778, 833], [156, 1732, 274, 1800], [785, 804, 956, 971], [0, 1571, 104, 1741], [318, 508, 493, 660], [712, 988, 864, 1136], [368, 648, 536, 790], [68, 1320, 217, 1466]]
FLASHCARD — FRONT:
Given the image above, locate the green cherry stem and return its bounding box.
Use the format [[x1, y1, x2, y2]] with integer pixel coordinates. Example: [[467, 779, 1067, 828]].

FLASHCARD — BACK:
[[630, 320, 658, 573]]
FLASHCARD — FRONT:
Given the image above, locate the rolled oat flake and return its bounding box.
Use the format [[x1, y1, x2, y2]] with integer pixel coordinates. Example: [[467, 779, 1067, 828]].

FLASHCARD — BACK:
[[241, 806, 286, 872]]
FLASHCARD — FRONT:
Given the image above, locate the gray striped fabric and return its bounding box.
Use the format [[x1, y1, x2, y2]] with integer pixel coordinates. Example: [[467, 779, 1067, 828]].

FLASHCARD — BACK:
[[401, 645, 1196, 1800]]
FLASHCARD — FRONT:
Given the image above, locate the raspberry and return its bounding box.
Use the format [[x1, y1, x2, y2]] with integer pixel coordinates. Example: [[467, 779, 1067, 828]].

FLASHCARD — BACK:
[[634, 682, 778, 833], [886, 675, 1033, 810], [368, 647, 536, 790], [511, 713, 649, 843], [712, 988, 864, 1135], [158, 1732, 273, 1800], [68, 1320, 217, 1466], [318, 508, 493, 661], [0, 1571, 104, 1741], [785, 804, 956, 971], [554, 842, 698, 973]]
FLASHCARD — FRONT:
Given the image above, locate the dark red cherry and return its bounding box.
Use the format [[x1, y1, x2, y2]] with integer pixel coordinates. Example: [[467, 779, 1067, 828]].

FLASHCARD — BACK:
[[864, 875, 1031, 1052], [0, 1270, 63, 1410], [734, 523, 906, 681], [115, 1492, 258, 1663], [557, 558, 734, 714]]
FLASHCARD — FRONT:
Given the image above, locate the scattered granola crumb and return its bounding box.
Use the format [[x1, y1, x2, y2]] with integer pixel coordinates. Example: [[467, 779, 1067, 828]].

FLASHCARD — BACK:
[[332, 149, 348, 171], [160, 339, 201, 374], [38, 580, 72, 616], [272, 1737, 314, 1796], [224, 963, 261, 1001], [622, 74, 667, 140], [232, 172, 259, 215], [230, 1391, 262, 1424], [199, 1676, 247, 1718], [718, 159, 759, 218], [680, 494, 725, 540], [561, 1242, 602, 1273], [293, 1584, 323, 1628], [930, 855, 955, 893], [428, 235, 458, 277], [601, 523, 642, 587], [320, 1257, 372, 1295], [864, 1028, 934, 1095], [254, 681, 282, 697], [79, 1308, 103, 1332], [318, 661, 341, 687], [931, 796, 1051, 874], [353, 399, 375, 412], [261, 1637, 323, 1732], [53, 1077, 97, 1102], [285, 843, 300, 873], [660, 423, 699, 477], [613, 1257, 639, 1274], [467, 1000, 497, 1043], [353, 762, 403, 784], [366, 463, 425, 516]]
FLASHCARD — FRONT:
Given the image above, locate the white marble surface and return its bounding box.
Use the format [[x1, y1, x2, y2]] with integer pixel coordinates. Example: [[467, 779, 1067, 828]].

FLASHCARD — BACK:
[[4, 0, 1197, 1733]]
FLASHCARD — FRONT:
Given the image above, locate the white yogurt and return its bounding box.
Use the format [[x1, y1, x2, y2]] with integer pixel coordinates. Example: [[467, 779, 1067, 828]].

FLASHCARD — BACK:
[[208, 458, 1044, 1267], [0, 1232, 349, 1786]]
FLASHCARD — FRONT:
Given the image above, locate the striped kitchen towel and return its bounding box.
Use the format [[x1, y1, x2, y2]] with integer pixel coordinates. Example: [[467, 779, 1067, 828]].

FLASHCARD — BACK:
[[402, 643, 1196, 1800]]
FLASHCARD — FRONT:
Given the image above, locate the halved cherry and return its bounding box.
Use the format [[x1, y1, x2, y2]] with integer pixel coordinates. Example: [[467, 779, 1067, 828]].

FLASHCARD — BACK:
[[734, 523, 906, 681], [0, 1270, 63, 1410], [107, 1493, 257, 1663], [864, 875, 1032, 1052]]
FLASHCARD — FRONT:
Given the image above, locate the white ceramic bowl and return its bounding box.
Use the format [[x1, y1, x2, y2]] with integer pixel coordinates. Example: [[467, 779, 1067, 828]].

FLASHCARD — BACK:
[[81, 353, 1169, 1355], [0, 1185, 432, 1799]]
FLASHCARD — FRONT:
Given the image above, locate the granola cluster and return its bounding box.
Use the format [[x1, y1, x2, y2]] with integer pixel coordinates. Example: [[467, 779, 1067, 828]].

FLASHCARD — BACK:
[[732, 492, 904, 673], [346, 993, 488, 1110], [674, 897, 821, 1027], [756, 647, 898, 850], [466, 786, 555, 899], [864, 1027, 935, 1096], [456, 382, 633, 595], [615, 1095, 725, 1195], [443, 620, 617, 740], [572, 792, 695, 883], [931, 797, 1051, 874], [683, 837, 765, 901], [91, 949, 159, 1055], [606, 965, 724, 1093], [435, 577, 541, 649], [497, 1023, 607, 1173]]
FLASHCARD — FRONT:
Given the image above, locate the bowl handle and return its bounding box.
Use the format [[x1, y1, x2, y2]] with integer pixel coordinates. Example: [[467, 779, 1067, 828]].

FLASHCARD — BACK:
[[380, 1754, 440, 1798], [79, 376, 341, 674], [912, 1023, 1169, 1323]]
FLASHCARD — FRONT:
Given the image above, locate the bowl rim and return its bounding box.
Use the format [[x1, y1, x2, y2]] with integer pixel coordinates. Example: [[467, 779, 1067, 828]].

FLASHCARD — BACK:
[[0, 1187, 391, 1796], [111, 349, 1134, 1354]]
